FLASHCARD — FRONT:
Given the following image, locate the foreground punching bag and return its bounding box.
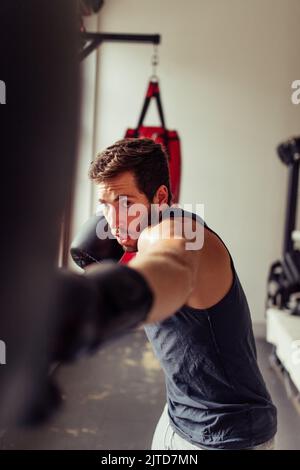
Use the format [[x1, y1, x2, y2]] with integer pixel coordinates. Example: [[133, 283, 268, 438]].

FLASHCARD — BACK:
[[0, 0, 80, 425]]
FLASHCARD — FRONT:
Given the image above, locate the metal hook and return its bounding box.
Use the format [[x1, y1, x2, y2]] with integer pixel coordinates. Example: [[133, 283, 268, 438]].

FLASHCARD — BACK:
[[151, 44, 159, 81]]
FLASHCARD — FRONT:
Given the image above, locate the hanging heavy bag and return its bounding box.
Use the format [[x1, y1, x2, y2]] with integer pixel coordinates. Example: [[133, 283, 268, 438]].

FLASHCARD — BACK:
[[125, 80, 181, 204]]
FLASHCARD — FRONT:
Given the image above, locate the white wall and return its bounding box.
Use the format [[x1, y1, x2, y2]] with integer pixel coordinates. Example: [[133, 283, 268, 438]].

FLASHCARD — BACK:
[[74, 0, 300, 324]]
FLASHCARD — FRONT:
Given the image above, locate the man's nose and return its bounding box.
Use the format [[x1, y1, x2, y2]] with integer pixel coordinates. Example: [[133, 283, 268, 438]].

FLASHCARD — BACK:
[[106, 206, 127, 232]]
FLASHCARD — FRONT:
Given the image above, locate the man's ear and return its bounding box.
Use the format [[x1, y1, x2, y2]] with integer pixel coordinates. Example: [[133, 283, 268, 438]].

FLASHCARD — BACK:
[[153, 185, 169, 206]]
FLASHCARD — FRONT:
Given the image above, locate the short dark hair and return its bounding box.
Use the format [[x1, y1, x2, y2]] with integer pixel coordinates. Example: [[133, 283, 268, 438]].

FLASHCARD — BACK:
[[89, 138, 172, 204]]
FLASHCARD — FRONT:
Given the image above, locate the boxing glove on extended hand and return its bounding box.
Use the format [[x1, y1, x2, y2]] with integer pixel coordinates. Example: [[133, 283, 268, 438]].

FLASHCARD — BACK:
[[52, 261, 154, 361]]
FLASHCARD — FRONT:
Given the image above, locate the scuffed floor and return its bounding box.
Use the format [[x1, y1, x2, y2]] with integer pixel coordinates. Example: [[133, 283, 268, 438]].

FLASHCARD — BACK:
[[0, 331, 300, 449]]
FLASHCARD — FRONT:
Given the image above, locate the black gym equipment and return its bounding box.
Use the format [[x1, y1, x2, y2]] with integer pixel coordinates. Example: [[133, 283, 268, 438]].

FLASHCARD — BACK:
[[80, 32, 160, 62], [78, 5, 160, 62], [266, 137, 300, 315]]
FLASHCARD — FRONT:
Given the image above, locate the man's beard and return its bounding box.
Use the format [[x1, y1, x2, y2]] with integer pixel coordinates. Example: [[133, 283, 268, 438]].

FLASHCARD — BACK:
[[122, 244, 137, 253]]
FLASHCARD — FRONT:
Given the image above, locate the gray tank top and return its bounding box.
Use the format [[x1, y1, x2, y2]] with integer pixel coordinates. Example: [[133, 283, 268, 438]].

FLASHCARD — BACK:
[[143, 209, 277, 450]]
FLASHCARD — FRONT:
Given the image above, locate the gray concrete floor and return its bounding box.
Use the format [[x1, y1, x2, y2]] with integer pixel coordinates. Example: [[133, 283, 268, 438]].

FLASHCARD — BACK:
[[0, 330, 300, 450]]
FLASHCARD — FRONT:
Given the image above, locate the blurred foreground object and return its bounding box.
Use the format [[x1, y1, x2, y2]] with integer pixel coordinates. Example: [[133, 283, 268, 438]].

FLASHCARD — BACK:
[[0, 0, 80, 426]]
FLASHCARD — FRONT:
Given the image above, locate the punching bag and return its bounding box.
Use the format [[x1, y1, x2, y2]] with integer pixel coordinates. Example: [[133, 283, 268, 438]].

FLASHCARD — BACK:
[[125, 80, 181, 204]]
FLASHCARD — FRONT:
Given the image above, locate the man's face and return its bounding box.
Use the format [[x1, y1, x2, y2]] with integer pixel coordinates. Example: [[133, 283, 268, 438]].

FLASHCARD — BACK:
[[97, 171, 152, 252]]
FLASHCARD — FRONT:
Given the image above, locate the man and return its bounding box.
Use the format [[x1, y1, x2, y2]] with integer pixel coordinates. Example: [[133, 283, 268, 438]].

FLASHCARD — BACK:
[[87, 137, 277, 450]]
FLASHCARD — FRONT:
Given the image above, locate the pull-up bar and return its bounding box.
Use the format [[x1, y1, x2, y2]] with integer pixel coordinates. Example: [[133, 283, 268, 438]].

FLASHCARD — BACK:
[[80, 32, 161, 61]]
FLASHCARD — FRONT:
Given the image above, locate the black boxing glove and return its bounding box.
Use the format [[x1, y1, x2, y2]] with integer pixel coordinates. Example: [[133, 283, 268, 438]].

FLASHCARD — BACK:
[[51, 268, 100, 362], [70, 214, 124, 269], [38, 262, 153, 426], [52, 261, 154, 361], [85, 261, 154, 349]]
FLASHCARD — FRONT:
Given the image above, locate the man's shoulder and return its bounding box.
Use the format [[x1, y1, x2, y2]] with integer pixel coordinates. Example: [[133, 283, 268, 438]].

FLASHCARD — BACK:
[[160, 206, 205, 226]]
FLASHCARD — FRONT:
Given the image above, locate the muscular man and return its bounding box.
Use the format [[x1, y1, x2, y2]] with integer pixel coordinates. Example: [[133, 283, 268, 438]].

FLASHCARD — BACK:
[[86, 137, 277, 450]]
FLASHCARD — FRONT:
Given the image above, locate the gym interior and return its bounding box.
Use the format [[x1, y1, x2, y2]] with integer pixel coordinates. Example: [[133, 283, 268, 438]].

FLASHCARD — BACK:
[[1, 0, 300, 452]]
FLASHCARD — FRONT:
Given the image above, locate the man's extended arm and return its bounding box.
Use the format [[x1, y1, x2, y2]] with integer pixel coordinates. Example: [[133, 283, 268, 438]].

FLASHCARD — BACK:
[[129, 218, 201, 324]]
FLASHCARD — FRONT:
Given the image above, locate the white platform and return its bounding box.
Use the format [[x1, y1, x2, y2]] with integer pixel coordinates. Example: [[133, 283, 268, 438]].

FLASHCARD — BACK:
[[266, 308, 300, 391]]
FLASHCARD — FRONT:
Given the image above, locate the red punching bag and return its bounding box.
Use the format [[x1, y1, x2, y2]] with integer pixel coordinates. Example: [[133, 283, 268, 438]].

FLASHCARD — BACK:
[[125, 80, 181, 204], [120, 81, 182, 265]]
